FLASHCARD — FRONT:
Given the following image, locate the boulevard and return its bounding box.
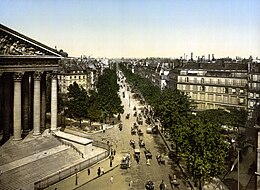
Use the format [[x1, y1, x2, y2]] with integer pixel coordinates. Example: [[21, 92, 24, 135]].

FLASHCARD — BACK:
[[75, 73, 189, 190]]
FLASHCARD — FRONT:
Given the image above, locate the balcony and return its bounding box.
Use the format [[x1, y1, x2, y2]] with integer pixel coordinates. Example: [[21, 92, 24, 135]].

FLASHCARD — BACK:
[[177, 80, 247, 87]]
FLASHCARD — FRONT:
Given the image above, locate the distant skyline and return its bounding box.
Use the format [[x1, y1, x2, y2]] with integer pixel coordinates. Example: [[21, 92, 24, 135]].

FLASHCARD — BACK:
[[1, 0, 260, 58]]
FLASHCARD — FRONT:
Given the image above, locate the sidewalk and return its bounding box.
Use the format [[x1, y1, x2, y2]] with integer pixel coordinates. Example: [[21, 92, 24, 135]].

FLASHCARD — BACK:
[[45, 150, 123, 190]]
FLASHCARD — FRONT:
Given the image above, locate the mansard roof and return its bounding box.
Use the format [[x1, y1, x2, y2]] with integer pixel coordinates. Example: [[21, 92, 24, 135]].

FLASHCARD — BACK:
[[0, 24, 62, 57]]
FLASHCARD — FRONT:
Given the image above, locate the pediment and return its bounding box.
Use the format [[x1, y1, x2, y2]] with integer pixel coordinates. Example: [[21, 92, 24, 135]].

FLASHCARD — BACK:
[[0, 24, 62, 57]]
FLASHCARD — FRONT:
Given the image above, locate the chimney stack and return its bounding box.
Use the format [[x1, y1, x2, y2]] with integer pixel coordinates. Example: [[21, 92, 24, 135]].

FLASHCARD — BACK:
[[191, 52, 193, 61], [208, 54, 210, 61], [212, 54, 215, 60]]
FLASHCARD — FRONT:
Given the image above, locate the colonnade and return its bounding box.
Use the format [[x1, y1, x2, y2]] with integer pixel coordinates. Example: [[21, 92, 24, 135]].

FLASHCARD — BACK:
[[0, 70, 58, 142]]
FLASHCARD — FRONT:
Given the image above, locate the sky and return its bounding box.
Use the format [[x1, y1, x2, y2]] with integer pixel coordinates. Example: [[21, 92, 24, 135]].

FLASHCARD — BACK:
[[1, 0, 260, 59]]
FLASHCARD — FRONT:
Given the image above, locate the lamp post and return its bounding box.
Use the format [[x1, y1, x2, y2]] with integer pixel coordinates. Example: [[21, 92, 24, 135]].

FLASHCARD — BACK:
[[129, 94, 130, 108], [75, 168, 78, 185], [237, 148, 241, 190]]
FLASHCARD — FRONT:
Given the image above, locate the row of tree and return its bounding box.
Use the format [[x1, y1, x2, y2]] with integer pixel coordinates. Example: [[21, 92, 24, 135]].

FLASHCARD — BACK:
[[119, 63, 246, 189], [119, 63, 161, 105], [64, 68, 123, 127]]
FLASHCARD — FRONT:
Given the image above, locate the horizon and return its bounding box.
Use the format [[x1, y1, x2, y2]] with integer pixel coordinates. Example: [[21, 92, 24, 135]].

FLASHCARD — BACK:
[[1, 0, 260, 59]]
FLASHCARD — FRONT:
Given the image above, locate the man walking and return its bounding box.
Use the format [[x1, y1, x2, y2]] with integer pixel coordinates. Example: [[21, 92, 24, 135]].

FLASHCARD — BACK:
[[110, 176, 114, 184], [97, 167, 101, 176]]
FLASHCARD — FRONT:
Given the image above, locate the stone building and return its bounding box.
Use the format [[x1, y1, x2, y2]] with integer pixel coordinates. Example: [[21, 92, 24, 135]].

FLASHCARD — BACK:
[[176, 62, 248, 111], [58, 57, 102, 94], [0, 24, 63, 144]]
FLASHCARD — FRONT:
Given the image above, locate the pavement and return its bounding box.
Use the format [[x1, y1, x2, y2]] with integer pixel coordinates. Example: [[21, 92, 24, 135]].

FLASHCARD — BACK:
[[45, 150, 122, 190]]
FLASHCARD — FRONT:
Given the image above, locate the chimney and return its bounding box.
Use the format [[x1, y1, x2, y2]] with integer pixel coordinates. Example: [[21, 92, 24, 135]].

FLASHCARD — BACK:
[[191, 52, 193, 61], [208, 54, 210, 61], [212, 54, 215, 60]]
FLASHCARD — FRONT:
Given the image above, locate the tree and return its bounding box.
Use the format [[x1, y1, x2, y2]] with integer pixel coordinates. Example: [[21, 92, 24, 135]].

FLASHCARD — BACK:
[[65, 82, 88, 128], [94, 68, 124, 123], [186, 118, 228, 189]]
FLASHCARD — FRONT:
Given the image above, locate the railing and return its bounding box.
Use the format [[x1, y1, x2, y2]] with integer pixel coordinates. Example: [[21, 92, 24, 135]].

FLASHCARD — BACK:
[[178, 80, 247, 87], [34, 150, 109, 190], [52, 133, 84, 158], [92, 140, 110, 151]]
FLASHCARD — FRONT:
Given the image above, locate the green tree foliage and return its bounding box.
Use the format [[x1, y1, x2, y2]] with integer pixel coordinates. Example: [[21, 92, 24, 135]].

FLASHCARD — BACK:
[[65, 68, 123, 126], [119, 63, 160, 105], [87, 90, 102, 125], [196, 108, 247, 129], [186, 118, 228, 189], [97, 68, 124, 119], [65, 82, 88, 128]]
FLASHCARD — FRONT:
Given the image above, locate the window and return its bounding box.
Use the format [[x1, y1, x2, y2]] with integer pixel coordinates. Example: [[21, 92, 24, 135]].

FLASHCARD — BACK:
[[79, 76, 81, 79], [201, 78, 204, 84]]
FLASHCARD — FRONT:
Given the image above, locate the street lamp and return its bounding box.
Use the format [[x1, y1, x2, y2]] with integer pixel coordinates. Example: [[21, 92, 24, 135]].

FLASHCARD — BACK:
[[237, 147, 241, 190], [129, 94, 130, 108], [75, 168, 78, 185]]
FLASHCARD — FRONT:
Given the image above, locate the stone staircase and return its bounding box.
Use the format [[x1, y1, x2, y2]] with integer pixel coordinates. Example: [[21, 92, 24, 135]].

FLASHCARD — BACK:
[[0, 135, 61, 166], [0, 135, 85, 190]]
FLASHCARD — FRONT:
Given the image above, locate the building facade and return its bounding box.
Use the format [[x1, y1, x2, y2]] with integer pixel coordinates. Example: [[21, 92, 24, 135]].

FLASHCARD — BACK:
[[0, 24, 62, 143], [177, 62, 248, 111]]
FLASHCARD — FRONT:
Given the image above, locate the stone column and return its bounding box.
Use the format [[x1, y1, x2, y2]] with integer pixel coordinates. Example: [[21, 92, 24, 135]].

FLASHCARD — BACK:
[[33, 71, 42, 136], [51, 72, 58, 131], [22, 73, 30, 135], [41, 72, 46, 130], [0, 72, 3, 134], [2, 74, 12, 143], [13, 72, 23, 141], [29, 74, 34, 131]]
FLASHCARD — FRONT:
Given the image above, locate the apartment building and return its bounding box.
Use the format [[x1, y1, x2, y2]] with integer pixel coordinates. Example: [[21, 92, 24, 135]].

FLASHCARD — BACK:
[[58, 65, 90, 94], [248, 59, 260, 118], [177, 62, 248, 111], [58, 57, 102, 94]]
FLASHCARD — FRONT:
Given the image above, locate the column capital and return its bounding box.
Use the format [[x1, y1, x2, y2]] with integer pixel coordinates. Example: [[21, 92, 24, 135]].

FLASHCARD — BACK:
[[51, 70, 58, 79], [13, 72, 24, 81], [33, 71, 43, 80]]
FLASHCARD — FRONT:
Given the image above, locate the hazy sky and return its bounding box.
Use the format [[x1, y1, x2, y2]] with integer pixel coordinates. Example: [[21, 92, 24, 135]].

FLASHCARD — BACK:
[[1, 0, 260, 58]]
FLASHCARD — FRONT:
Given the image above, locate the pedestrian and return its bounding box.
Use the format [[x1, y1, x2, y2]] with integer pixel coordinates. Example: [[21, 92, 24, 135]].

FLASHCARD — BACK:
[[129, 180, 133, 188], [146, 158, 150, 166], [110, 159, 113, 167], [113, 149, 116, 156], [87, 168, 90, 175], [110, 176, 114, 184], [101, 167, 104, 175], [160, 180, 166, 190], [97, 167, 101, 176]]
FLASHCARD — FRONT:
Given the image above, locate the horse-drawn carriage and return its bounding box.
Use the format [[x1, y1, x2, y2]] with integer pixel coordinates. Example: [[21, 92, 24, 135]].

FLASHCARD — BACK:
[[134, 148, 141, 163], [156, 153, 165, 165], [130, 139, 135, 149], [144, 148, 152, 159], [131, 127, 137, 135], [169, 174, 180, 189], [139, 138, 145, 148], [137, 129, 143, 136], [133, 122, 139, 129], [120, 153, 131, 169], [145, 180, 154, 190]]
